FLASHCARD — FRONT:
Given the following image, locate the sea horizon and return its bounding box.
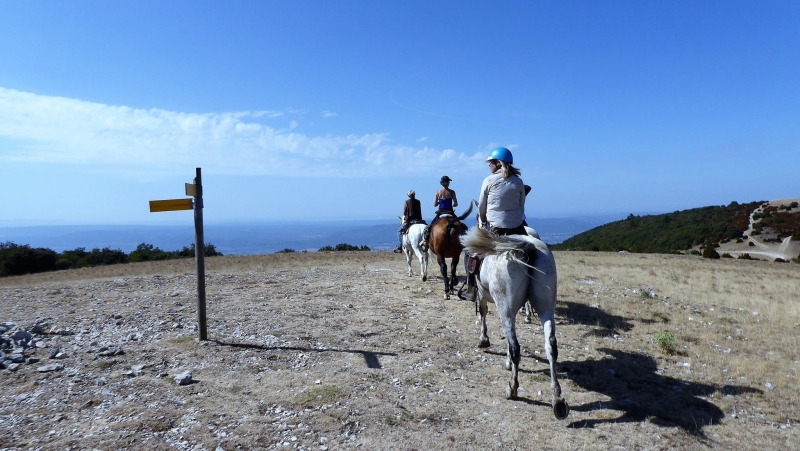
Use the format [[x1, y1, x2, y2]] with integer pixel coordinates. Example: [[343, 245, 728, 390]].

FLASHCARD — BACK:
[[0, 215, 624, 255]]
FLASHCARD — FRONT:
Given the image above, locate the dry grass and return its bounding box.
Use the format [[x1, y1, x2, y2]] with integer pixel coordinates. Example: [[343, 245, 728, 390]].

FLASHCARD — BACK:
[[1, 251, 799, 450]]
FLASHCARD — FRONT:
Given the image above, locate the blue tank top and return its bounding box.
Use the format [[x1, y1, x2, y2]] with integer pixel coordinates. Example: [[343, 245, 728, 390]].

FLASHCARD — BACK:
[[438, 198, 453, 210]]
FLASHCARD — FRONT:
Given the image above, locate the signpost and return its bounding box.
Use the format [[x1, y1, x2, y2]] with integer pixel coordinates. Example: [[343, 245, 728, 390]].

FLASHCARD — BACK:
[[149, 168, 208, 341]]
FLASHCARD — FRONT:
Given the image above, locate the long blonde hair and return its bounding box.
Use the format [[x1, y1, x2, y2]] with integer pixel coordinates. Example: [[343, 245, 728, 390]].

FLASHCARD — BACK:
[[498, 161, 521, 178]]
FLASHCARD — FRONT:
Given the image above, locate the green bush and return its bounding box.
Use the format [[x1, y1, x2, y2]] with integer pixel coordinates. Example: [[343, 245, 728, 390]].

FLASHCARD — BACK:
[[277, 248, 296, 253], [653, 331, 678, 354], [702, 244, 720, 259], [1, 241, 221, 277], [0, 242, 58, 276]]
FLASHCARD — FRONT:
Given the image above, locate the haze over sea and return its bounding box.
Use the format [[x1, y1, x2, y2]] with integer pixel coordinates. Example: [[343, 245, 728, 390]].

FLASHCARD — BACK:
[[0, 215, 620, 256]]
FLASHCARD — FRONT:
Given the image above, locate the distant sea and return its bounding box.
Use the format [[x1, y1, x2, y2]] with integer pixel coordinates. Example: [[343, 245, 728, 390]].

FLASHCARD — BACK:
[[0, 216, 620, 255]]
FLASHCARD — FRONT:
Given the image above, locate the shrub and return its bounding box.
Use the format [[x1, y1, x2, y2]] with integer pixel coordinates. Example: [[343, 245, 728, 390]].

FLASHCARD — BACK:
[[653, 331, 678, 354], [689, 250, 701, 256], [738, 253, 753, 260], [702, 244, 720, 259], [721, 253, 733, 258], [318, 243, 371, 252], [0, 242, 58, 276], [277, 248, 296, 253]]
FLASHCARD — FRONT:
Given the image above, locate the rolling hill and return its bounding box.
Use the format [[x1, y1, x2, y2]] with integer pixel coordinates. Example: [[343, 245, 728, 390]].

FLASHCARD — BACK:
[[551, 199, 800, 261]]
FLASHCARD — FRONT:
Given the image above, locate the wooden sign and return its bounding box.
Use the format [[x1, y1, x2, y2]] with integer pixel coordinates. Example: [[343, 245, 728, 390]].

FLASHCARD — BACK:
[[149, 198, 193, 212]]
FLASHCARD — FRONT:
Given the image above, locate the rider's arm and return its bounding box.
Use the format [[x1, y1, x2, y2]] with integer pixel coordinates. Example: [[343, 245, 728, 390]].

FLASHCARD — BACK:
[[478, 180, 489, 224], [452, 190, 458, 208], [433, 191, 440, 207]]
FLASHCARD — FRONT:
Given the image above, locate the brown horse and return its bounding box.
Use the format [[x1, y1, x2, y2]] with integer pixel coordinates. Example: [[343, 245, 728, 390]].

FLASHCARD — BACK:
[[428, 200, 475, 299]]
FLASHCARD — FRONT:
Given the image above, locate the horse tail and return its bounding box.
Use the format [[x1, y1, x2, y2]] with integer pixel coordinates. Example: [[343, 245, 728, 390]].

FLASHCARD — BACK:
[[419, 239, 429, 253], [456, 200, 476, 221], [460, 227, 541, 273]]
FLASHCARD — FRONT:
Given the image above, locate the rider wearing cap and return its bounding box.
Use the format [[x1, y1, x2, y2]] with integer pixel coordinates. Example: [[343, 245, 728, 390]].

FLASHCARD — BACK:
[[394, 190, 424, 253], [478, 147, 527, 236], [423, 176, 459, 242]]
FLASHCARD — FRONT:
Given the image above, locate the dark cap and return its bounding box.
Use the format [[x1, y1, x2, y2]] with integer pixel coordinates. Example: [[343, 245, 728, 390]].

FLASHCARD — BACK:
[[440, 175, 452, 183]]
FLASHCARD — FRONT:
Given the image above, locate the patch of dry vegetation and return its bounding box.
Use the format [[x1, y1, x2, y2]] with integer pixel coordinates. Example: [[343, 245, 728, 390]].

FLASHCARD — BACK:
[[2, 251, 798, 450]]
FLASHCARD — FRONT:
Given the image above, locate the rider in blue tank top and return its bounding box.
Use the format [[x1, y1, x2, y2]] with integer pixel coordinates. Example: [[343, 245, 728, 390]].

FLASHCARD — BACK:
[[423, 175, 458, 242]]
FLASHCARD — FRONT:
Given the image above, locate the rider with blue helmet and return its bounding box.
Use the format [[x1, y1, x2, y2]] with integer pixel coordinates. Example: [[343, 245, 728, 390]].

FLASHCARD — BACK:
[[478, 147, 527, 235]]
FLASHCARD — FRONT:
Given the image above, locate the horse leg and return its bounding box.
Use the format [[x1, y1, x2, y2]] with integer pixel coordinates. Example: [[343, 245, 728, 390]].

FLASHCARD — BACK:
[[524, 300, 533, 324], [417, 250, 427, 282], [501, 315, 521, 400], [449, 253, 460, 295], [437, 255, 450, 299], [404, 242, 413, 277], [478, 291, 490, 348], [541, 312, 569, 419]]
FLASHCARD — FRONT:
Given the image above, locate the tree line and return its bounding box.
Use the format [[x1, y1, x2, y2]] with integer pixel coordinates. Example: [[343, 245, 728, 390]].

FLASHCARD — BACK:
[[0, 242, 222, 277]]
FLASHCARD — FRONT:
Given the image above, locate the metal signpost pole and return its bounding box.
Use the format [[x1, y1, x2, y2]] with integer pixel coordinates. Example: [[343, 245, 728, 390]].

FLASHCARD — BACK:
[[193, 168, 208, 341]]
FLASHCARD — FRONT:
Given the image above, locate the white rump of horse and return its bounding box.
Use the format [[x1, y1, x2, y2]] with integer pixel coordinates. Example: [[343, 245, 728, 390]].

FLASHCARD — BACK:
[[398, 217, 429, 281], [460, 226, 569, 419]]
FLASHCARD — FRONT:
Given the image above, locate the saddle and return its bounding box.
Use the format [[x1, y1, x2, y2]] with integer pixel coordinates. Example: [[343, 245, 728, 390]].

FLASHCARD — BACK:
[[400, 219, 427, 235]]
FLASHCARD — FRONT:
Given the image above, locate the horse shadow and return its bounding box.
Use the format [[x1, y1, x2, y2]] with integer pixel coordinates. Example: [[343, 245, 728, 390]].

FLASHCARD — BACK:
[[209, 340, 396, 369], [556, 301, 634, 337], [481, 301, 761, 434], [554, 348, 761, 434]]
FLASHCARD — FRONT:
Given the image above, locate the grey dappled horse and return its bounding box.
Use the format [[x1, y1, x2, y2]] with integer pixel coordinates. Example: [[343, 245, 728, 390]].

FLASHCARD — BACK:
[[461, 226, 569, 419], [398, 217, 429, 281]]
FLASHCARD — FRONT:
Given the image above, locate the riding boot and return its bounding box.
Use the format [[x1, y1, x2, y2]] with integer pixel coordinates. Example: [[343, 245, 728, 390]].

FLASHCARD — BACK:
[[464, 284, 477, 303]]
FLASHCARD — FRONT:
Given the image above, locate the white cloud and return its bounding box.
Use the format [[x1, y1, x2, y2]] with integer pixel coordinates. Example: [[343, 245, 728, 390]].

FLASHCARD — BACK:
[[322, 111, 336, 118], [0, 87, 484, 177], [416, 136, 429, 143]]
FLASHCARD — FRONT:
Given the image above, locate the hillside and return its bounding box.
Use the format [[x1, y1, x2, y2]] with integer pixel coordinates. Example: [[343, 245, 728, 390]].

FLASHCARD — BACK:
[[551, 200, 800, 260]]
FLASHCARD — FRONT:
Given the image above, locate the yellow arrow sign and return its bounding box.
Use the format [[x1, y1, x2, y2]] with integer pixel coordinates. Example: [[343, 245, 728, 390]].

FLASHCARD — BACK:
[[149, 198, 194, 212]]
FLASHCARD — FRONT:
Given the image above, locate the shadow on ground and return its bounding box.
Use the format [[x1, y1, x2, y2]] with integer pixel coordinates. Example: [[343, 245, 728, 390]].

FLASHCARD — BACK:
[[556, 301, 634, 336], [210, 340, 396, 369], [557, 348, 761, 435]]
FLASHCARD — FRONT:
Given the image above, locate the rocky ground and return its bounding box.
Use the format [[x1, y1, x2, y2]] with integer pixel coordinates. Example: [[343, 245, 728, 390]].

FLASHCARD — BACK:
[[1, 251, 798, 450]]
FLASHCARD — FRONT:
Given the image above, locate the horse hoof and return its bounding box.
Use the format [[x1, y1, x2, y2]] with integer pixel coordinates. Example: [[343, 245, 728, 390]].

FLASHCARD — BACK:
[[478, 339, 490, 348], [524, 317, 532, 324], [553, 398, 569, 420], [444, 293, 450, 300], [422, 275, 427, 282], [504, 388, 517, 400]]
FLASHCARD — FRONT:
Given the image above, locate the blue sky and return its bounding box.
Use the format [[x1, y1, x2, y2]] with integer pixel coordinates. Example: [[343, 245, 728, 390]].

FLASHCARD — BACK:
[[1, 1, 798, 225]]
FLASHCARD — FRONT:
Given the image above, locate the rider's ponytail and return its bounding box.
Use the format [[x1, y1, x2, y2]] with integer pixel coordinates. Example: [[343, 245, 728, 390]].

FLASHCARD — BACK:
[[499, 161, 521, 179]]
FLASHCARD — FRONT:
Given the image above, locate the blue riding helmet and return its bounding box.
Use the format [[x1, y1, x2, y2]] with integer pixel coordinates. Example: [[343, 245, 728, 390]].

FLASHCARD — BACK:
[[486, 147, 513, 164]]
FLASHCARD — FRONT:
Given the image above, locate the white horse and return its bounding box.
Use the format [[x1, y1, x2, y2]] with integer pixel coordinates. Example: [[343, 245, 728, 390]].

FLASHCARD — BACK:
[[398, 217, 429, 281], [461, 226, 569, 420]]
